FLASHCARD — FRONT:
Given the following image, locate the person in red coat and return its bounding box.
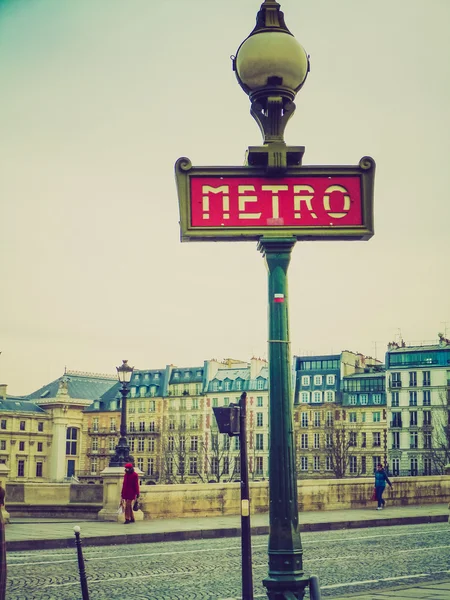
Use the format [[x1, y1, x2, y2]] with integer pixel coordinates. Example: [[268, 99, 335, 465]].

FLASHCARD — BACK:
[[121, 463, 140, 524]]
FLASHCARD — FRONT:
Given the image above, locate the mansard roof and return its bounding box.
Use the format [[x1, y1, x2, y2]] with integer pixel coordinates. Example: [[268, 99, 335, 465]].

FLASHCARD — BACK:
[[25, 370, 117, 402], [0, 398, 47, 414]]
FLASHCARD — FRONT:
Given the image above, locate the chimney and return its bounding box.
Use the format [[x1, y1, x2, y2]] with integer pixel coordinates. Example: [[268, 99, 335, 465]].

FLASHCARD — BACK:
[[0, 384, 7, 400]]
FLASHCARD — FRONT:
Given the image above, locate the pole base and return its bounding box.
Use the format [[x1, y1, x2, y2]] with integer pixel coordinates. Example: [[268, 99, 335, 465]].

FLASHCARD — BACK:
[[263, 574, 311, 600]]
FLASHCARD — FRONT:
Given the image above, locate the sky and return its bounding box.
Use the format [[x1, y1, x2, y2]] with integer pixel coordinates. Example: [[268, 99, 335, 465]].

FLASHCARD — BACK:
[[1, 0, 449, 396]]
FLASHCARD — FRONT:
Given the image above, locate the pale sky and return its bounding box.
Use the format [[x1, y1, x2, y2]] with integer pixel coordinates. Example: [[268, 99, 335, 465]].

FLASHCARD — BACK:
[[1, 0, 449, 396]]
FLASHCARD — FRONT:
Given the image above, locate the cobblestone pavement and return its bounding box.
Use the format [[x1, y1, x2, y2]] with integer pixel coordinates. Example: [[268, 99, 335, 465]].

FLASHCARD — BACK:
[[6, 522, 450, 599]]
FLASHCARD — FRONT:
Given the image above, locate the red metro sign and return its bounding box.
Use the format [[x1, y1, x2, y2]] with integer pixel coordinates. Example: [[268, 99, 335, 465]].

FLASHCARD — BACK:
[[175, 157, 375, 242]]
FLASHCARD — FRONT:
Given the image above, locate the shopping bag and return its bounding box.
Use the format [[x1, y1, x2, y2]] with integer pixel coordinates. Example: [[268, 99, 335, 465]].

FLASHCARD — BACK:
[[117, 502, 124, 515], [370, 487, 377, 501], [133, 499, 139, 512]]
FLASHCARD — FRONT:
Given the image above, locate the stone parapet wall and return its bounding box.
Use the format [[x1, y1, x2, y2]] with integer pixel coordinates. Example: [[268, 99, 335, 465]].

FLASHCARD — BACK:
[[138, 475, 450, 519]]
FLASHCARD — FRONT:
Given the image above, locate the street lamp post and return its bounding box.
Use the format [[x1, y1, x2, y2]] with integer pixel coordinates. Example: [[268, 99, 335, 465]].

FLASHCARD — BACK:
[[109, 359, 134, 467], [233, 2, 312, 598]]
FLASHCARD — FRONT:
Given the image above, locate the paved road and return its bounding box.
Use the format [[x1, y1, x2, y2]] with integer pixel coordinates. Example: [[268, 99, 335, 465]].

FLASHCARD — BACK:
[[6, 522, 450, 599]]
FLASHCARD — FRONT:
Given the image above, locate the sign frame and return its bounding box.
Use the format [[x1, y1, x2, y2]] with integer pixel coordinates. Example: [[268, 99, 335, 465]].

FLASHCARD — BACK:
[[175, 156, 375, 242]]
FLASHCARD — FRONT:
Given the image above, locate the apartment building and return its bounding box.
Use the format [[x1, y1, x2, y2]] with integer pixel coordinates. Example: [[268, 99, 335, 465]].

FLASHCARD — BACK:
[[386, 334, 450, 476]]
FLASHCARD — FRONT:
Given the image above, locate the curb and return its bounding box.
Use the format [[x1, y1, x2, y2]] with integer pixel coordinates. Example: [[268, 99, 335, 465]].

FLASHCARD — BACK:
[[6, 514, 447, 552]]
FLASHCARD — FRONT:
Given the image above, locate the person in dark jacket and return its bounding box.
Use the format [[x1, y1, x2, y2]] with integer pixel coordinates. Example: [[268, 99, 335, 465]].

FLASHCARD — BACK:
[[121, 463, 140, 524], [374, 463, 392, 510]]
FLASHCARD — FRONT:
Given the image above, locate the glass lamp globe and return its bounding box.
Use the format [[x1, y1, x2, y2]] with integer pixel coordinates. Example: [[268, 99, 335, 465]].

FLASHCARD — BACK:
[[236, 31, 309, 95]]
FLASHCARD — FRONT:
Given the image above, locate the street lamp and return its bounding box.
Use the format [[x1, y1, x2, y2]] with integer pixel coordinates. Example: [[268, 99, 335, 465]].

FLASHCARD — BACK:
[[233, 2, 315, 600], [109, 359, 134, 467], [233, 0, 309, 174]]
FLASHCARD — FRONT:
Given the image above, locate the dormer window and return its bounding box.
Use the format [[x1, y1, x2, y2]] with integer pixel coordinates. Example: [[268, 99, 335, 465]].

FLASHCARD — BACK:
[[154, 373, 160, 380], [184, 371, 190, 378], [224, 380, 231, 391], [174, 372, 180, 379]]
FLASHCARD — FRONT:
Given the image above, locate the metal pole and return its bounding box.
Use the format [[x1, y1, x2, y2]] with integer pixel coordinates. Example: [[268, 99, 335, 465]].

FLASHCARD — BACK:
[[258, 237, 310, 600], [73, 526, 90, 600], [110, 382, 130, 466], [239, 391, 254, 600]]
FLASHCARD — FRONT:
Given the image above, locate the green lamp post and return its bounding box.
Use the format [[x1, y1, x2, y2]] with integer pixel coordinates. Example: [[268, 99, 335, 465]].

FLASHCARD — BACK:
[[233, 2, 314, 599]]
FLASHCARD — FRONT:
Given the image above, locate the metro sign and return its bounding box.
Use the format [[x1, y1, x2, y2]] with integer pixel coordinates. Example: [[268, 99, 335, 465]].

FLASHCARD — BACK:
[[175, 156, 375, 242]]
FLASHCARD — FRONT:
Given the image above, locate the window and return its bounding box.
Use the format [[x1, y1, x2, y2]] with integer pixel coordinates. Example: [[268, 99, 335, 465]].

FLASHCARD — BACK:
[[349, 432, 357, 446], [391, 412, 402, 428], [37, 442, 43, 452], [301, 412, 309, 427], [138, 437, 145, 452], [349, 394, 357, 405], [148, 438, 155, 452], [361, 456, 367, 474], [191, 415, 199, 429], [409, 391, 417, 406], [38, 422, 44, 432], [0, 420, 6, 430], [212, 398, 218, 407], [423, 390, 431, 406], [255, 433, 264, 450], [137, 458, 144, 471], [392, 458, 400, 476], [168, 419, 175, 431], [326, 374, 335, 385], [423, 411, 432, 426], [372, 412, 381, 423], [236, 380, 242, 391], [19, 441, 25, 451], [301, 434, 308, 449], [314, 375, 322, 385], [234, 437, 240, 450], [361, 432, 366, 448], [109, 437, 115, 451], [301, 392, 310, 403], [372, 456, 381, 472], [234, 457, 240, 474], [391, 372, 401, 388], [139, 421, 145, 432], [410, 432, 418, 449], [66, 428, 78, 455], [349, 412, 357, 423], [313, 411, 321, 427], [313, 456, 320, 471], [326, 411, 333, 426], [410, 457, 418, 475], [180, 436, 186, 452], [92, 437, 98, 451], [167, 457, 174, 475], [325, 391, 334, 403], [255, 456, 264, 476], [0, 441, 5, 451], [180, 398, 187, 410], [190, 436, 198, 452], [300, 456, 308, 471], [361, 412, 366, 422], [410, 411, 418, 426], [147, 458, 155, 476], [129, 422, 136, 433], [409, 371, 417, 387], [423, 371, 431, 386], [148, 421, 155, 432], [257, 396, 263, 407], [110, 419, 116, 432], [189, 457, 197, 475], [17, 460, 25, 477], [325, 433, 333, 448], [301, 376, 310, 386], [349, 456, 357, 474], [313, 433, 320, 449], [391, 430, 399, 449], [313, 391, 322, 403], [257, 379, 264, 390], [149, 400, 156, 412], [424, 432, 432, 449], [20, 421, 26, 431], [168, 436, 174, 452], [325, 456, 332, 471], [423, 457, 432, 475], [360, 394, 369, 405], [129, 438, 135, 452], [223, 456, 230, 475], [373, 432, 381, 447], [372, 394, 382, 404], [257, 413, 263, 427], [391, 392, 399, 407]]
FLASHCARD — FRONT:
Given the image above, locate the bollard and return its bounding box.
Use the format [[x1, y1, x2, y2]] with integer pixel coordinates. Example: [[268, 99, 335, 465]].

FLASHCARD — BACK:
[[73, 526, 90, 600], [309, 575, 322, 600]]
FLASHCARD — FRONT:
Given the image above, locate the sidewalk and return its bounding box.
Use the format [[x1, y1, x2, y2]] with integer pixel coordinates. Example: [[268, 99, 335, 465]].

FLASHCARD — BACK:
[[4, 502, 448, 552], [333, 580, 450, 599]]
